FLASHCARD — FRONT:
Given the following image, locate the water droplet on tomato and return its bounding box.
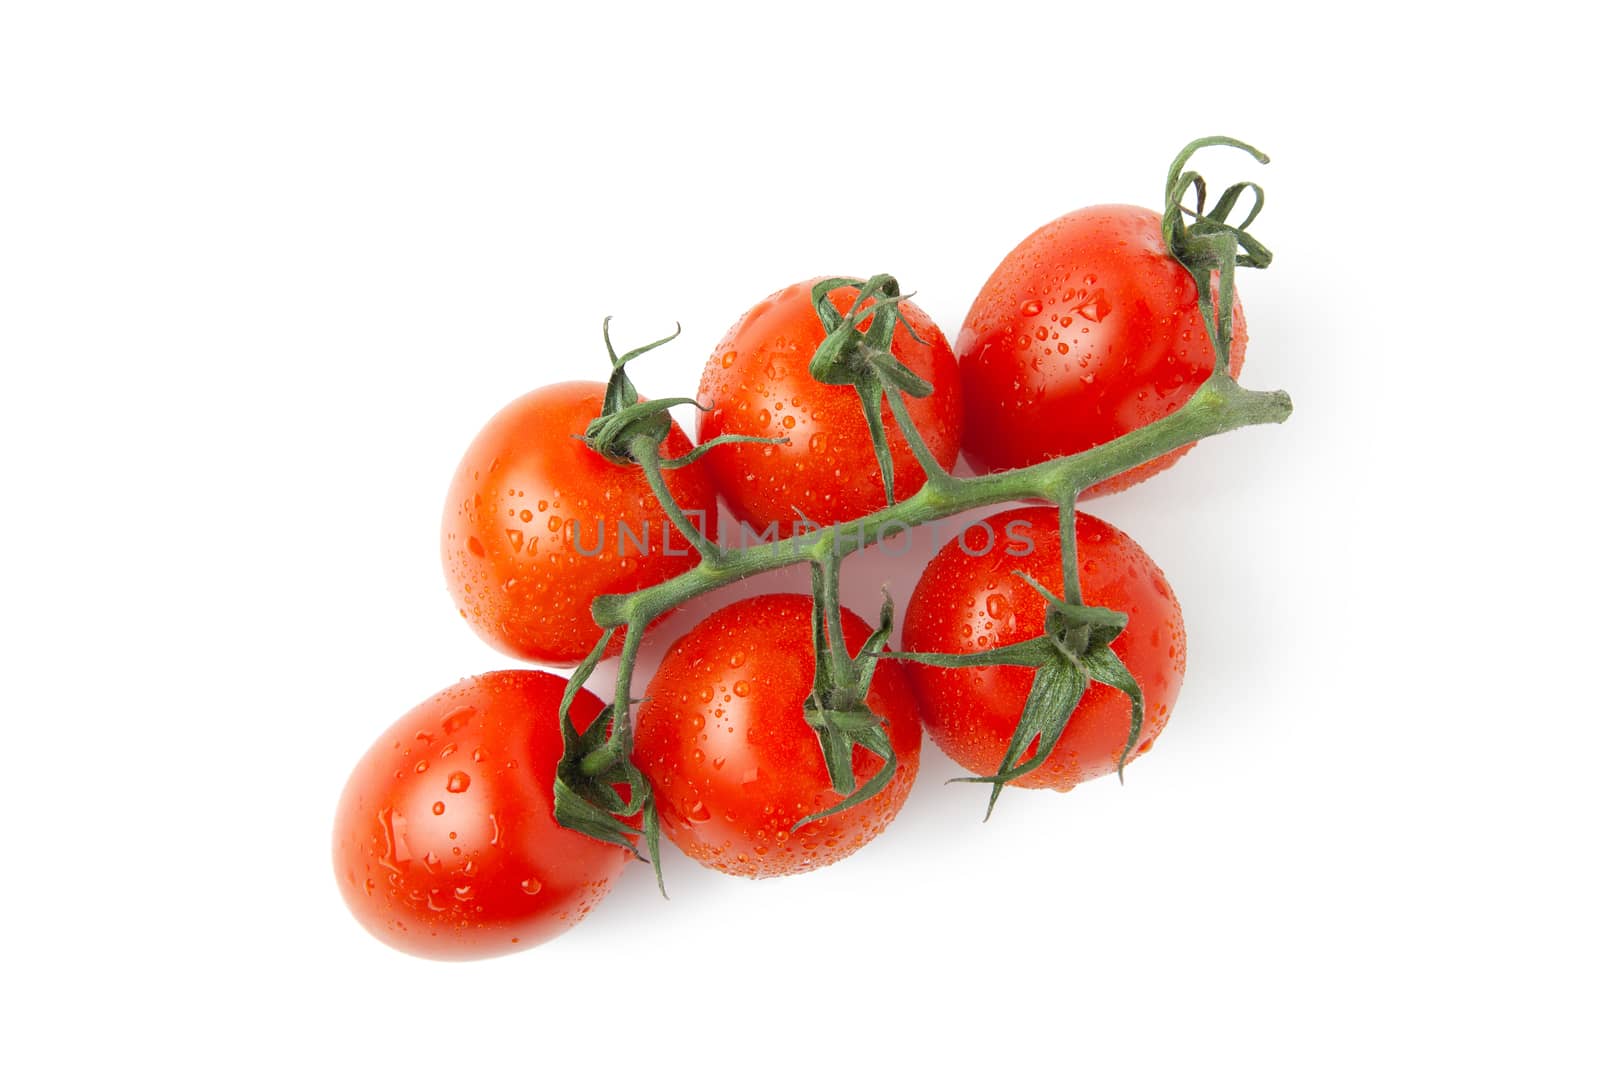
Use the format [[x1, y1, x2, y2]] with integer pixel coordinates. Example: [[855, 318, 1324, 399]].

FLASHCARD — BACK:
[[688, 800, 711, 822], [467, 536, 486, 557], [522, 877, 543, 895], [441, 706, 476, 734], [414, 760, 429, 774], [378, 807, 410, 873], [446, 771, 471, 793], [721, 349, 738, 368], [1020, 299, 1043, 316], [432, 801, 446, 815]]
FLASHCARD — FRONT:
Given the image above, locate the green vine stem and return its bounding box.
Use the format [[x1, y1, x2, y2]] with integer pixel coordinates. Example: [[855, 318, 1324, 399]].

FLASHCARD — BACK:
[[1056, 492, 1083, 607], [555, 137, 1289, 880], [590, 376, 1289, 629]]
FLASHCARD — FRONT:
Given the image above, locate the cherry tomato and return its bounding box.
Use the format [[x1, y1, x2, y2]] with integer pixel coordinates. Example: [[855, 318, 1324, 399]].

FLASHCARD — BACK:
[[957, 205, 1246, 495], [901, 507, 1185, 791], [442, 381, 718, 665], [332, 670, 630, 960], [696, 279, 962, 530], [633, 593, 922, 877]]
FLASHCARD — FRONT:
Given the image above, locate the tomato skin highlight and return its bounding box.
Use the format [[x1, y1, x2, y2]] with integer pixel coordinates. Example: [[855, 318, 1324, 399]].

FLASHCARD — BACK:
[[634, 594, 922, 878], [957, 205, 1246, 495], [901, 507, 1185, 791], [332, 671, 629, 960], [696, 279, 962, 531], [442, 381, 718, 665]]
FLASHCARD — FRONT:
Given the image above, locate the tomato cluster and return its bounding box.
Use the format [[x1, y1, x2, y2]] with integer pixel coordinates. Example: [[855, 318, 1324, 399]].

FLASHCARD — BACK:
[[333, 142, 1271, 960]]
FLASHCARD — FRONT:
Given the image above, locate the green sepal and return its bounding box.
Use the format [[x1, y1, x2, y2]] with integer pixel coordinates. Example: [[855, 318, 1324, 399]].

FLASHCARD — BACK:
[[639, 793, 665, 898], [881, 634, 1057, 670], [849, 590, 897, 696], [1080, 642, 1145, 783], [600, 316, 679, 412], [949, 655, 1088, 820], [793, 724, 897, 831], [659, 432, 789, 468], [853, 381, 897, 505]]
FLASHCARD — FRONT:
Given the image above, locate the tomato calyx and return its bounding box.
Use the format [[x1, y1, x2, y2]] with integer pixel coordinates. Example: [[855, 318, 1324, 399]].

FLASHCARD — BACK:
[[581, 317, 699, 465], [1161, 136, 1273, 378], [581, 317, 785, 564], [888, 569, 1145, 819], [794, 569, 901, 831], [552, 628, 667, 892], [584, 317, 788, 469], [808, 275, 953, 506]]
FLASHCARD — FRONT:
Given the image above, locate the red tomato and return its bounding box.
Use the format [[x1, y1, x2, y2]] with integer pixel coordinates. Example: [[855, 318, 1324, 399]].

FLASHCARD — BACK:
[[696, 279, 962, 530], [901, 507, 1185, 791], [633, 594, 922, 877], [442, 381, 718, 665], [957, 205, 1246, 495], [332, 671, 630, 960]]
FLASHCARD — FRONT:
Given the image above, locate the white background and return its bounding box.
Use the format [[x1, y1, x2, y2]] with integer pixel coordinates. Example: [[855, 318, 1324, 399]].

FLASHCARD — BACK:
[[3, 3, 1595, 1064]]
